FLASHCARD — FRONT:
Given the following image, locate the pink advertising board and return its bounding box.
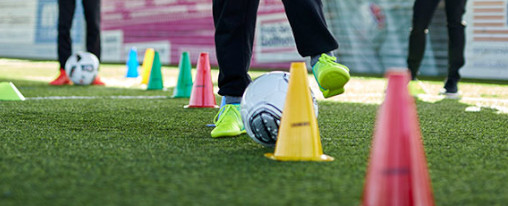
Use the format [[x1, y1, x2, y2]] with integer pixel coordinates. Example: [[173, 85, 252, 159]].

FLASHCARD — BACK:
[[101, 0, 301, 69]]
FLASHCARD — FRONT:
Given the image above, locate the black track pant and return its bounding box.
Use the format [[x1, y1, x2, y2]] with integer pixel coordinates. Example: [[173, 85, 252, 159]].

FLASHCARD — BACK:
[[58, 0, 101, 68], [213, 0, 339, 96], [407, 0, 467, 80]]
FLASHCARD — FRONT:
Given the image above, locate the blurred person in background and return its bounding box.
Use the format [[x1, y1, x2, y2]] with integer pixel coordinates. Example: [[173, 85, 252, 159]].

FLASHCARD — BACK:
[[50, 0, 105, 85], [210, 0, 350, 138], [407, 0, 467, 98]]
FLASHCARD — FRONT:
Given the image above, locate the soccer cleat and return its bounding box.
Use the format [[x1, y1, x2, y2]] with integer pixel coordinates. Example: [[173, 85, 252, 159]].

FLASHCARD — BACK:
[[408, 80, 427, 96], [49, 68, 72, 85], [312, 53, 350, 98], [211, 104, 246, 138], [91, 76, 106, 86], [439, 78, 460, 99], [439, 89, 461, 99]]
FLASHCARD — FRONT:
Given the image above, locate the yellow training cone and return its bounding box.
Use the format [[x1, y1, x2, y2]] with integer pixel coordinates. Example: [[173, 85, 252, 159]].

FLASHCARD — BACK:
[[141, 48, 155, 84], [265, 62, 334, 161]]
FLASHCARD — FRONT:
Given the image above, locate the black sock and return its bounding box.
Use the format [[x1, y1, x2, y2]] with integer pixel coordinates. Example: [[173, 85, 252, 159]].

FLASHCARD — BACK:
[[224, 96, 242, 104]]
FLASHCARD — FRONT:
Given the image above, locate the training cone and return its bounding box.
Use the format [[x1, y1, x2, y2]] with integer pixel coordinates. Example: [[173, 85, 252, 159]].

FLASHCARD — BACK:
[[126, 47, 139, 78], [265, 62, 333, 161], [362, 70, 434, 206], [184, 52, 218, 108], [147, 51, 163, 90], [141, 48, 155, 84], [172, 52, 193, 98], [0, 82, 25, 101]]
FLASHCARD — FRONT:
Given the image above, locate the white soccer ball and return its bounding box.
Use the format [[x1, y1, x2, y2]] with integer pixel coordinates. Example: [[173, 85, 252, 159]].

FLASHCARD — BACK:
[[65, 51, 99, 85], [241, 71, 318, 147]]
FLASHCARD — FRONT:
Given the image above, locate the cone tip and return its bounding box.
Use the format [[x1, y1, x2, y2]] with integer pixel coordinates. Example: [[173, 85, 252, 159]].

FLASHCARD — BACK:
[[385, 68, 410, 78], [289, 62, 307, 72]]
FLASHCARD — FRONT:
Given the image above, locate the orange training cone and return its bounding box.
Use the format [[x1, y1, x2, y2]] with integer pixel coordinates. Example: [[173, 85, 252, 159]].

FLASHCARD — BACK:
[[141, 48, 155, 84], [184, 52, 218, 108], [265, 62, 333, 161], [362, 70, 434, 206]]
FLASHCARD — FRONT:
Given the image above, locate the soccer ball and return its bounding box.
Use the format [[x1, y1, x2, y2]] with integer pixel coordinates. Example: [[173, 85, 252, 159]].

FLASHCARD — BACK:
[[240, 71, 318, 147], [65, 51, 99, 85]]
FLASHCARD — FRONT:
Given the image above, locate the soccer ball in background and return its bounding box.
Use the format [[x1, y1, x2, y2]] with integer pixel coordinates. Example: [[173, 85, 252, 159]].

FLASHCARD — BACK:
[[65, 52, 99, 85], [240, 71, 318, 147]]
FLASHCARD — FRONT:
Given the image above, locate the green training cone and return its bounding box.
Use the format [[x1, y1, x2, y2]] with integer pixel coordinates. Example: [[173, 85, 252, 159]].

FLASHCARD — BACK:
[[172, 52, 193, 98], [147, 51, 163, 90], [0, 82, 25, 101]]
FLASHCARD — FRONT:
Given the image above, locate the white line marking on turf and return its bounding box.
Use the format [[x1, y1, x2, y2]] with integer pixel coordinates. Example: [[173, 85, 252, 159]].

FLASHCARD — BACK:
[[26, 96, 168, 100]]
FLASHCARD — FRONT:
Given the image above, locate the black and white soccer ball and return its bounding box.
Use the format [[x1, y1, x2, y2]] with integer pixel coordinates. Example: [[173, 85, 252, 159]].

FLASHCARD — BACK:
[[240, 71, 318, 147], [64, 51, 99, 85]]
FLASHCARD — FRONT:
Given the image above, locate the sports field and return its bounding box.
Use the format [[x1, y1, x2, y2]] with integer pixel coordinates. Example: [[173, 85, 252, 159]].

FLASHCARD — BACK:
[[0, 58, 507, 205]]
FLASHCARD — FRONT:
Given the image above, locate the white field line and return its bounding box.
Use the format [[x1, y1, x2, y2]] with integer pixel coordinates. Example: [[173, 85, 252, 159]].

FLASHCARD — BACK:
[[460, 96, 508, 104]]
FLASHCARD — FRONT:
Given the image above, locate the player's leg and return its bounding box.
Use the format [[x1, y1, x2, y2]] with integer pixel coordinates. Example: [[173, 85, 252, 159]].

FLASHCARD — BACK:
[[51, 0, 76, 85], [211, 0, 260, 138], [82, 0, 101, 61], [282, 0, 349, 98], [441, 0, 467, 96], [407, 0, 441, 80], [82, 0, 105, 85]]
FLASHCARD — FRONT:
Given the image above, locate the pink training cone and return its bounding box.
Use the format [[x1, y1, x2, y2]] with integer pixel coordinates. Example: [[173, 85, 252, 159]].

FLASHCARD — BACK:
[[184, 52, 218, 108], [362, 70, 435, 206]]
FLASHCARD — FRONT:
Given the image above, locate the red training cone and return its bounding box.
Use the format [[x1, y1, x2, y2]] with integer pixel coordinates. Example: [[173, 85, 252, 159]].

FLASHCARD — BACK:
[[362, 70, 435, 206], [184, 52, 218, 108]]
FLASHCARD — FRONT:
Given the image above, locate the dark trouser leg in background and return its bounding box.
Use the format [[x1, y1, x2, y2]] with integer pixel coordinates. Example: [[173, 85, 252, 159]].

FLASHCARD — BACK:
[[407, 0, 441, 80], [445, 0, 467, 83], [82, 0, 101, 62], [281, 0, 338, 57], [213, 0, 260, 97], [58, 0, 101, 68], [57, 0, 76, 68]]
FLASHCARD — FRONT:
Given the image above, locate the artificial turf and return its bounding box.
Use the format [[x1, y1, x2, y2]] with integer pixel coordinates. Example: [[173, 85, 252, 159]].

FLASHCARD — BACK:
[[0, 60, 507, 205]]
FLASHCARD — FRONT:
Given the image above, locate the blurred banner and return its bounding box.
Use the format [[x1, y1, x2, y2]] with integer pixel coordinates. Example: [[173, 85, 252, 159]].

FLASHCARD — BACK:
[[462, 0, 508, 79], [325, 0, 508, 80], [100, 0, 299, 68], [0, 0, 85, 60], [0, 0, 507, 80]]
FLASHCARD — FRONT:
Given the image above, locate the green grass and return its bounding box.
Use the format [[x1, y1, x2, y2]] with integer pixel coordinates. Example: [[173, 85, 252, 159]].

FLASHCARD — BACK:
[[0, 59, 507, 205]]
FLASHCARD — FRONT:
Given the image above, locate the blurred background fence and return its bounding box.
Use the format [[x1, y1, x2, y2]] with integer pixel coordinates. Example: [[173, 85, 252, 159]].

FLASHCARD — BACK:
[[0, 0, 507, 80]]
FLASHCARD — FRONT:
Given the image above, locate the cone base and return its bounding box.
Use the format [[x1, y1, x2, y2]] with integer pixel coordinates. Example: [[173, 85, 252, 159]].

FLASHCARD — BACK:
[[0, 82, 26, 101], [172, 95, 190, 98], [184, 105, 219, 109], [264, 153, 334, 162]]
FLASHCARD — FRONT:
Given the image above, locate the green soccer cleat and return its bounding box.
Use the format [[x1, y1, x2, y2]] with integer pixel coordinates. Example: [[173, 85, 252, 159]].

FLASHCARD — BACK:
[[312, 53, 350, 98], [408, 80, 427, 97], [211, 104, 246, 138]]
